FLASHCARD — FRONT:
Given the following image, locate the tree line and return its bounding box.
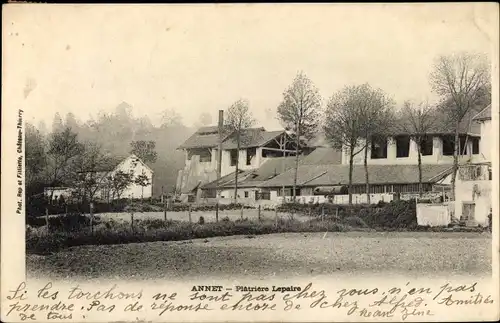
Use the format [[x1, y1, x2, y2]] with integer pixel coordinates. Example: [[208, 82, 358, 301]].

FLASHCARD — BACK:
[[25, 102, 206, 210], [224, 52, 491, 204]]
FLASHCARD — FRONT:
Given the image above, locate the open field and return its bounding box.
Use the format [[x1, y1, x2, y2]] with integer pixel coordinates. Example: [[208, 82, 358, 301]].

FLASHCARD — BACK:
[[96, 210, 313, 223], [27, 231, 492, 281]]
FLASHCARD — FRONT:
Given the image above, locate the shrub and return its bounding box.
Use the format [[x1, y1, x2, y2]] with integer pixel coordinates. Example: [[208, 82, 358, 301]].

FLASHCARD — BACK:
[[198, 216, 205, 225], [343, 216, 369, 228]]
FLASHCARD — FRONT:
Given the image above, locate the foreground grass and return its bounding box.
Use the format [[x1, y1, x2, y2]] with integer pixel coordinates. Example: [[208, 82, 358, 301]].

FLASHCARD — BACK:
[[27, 231, 492, 280]]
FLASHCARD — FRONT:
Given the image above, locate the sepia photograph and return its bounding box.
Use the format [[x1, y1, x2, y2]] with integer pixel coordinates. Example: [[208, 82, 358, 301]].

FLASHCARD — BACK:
[[2, 3, 499, 322]]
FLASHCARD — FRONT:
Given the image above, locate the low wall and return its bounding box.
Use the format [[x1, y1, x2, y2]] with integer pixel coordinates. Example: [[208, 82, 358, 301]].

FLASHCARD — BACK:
[[276, 193, 394, 205], [416, 203, 451, 227]]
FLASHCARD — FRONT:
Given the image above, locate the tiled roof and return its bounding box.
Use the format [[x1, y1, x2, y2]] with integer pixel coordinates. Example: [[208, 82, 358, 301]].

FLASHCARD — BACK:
[[222, 128, 285, 150], [202, 156, 298, 189], [473, 105, 492, 121], [177, 126, 231, 149], [300, 147, 342, 165], [259, 164, 452, 188], [178, 126, 287, 150], [392, 109, 481, 137]]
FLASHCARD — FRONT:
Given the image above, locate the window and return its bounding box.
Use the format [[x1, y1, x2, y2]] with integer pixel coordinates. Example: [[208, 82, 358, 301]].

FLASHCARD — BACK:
[[202, 189, 216, 198], [395, 136, 410, 158], [472, 138, 480, 155], [371, 137, 388, 159], [420, 136, 433, 156], [199, 149, 212, 162], [442, 136, 455, 156], [246, 147, 256, 165], [230, 149, 238, 166], [244, 191, 249, 198]]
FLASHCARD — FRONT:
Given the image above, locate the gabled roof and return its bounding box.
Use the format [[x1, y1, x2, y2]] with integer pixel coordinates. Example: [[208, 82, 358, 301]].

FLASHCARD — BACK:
[[221, 128, 285, 150], [177, 126, 230, 150], [178, 126, 291, 150], [472, 104, 492, 122], [259, 164, 453, 188], [79, 154, 153, 174]]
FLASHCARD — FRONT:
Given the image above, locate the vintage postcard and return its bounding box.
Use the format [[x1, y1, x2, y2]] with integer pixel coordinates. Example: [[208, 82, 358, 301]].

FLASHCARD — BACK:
[[2, 3, 499, 322]]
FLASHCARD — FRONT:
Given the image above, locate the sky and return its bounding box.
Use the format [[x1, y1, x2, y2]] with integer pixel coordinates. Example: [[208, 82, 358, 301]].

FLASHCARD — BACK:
[[3, 3, 498, 131]]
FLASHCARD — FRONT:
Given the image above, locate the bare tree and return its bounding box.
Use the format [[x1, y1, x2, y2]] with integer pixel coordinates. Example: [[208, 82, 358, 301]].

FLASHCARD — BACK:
[[323, 85, 368, 205], [277, 71, 322, 202], [358, 85, 395, 204], [46, 127, 84, 200], [399, 100, 437, 196], [429, 52, 490, 199], [73, 142, 113, 205], [225, 99, 255, 203]]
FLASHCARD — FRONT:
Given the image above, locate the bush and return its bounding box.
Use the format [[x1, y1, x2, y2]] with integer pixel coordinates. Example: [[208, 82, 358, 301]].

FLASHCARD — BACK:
[[343, 216, 369, 228], [198, 216, 205, 225], [26, 213, 100, 232], [26, 216, 353, 254]]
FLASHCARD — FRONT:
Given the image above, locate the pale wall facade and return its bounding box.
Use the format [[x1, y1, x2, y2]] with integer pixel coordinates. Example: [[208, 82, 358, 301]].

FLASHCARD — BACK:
[[341, 135, 480, 166]]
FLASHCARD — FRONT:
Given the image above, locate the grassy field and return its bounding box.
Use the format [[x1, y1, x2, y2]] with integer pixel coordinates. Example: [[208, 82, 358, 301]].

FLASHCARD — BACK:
[[96, 209, 313, 223], [27, 231, 491, 281]]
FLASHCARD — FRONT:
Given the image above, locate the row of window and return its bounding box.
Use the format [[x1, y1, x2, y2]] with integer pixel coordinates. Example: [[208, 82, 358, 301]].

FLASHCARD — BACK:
[[370, 135, 480, 159]]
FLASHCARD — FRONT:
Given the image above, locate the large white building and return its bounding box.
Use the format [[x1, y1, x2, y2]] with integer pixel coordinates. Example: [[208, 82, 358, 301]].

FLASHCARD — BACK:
[[176, 126, 301, 201]]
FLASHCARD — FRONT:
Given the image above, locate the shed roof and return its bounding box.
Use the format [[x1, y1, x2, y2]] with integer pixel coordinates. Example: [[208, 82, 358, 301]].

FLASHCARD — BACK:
[[259, 164, 453, 188], [300, 147, 342, 165], [221, 128, 285, 149], [202, 156, 298, 189]]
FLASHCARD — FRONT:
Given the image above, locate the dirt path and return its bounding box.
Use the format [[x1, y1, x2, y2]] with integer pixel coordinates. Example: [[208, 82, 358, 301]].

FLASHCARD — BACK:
[[27, 232, 492, 281]]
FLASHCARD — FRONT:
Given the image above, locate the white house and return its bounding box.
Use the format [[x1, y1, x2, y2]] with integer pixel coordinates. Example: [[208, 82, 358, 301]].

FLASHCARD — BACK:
[[454, 105, 492, 226], [79, 154, 154, 202]]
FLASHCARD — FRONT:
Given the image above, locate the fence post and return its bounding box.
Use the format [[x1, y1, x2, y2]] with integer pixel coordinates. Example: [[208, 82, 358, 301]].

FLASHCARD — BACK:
[[275, 206, 278, 226], [131, 212, 134, 232], [163, 194, 167, 223], [215, 202, 219, 223], [90, 202, 94, 234], [321, 204, 325, 222], [45, 208, 49, 234], [188, 204, 192, 223], [240, 205, 244, 220], [258, 204, 261, 221]]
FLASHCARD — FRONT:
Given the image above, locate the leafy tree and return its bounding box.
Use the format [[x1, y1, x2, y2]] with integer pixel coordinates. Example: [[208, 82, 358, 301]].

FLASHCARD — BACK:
[[134, 173, 151, 200], [429, 52, 490, 199], [108, 170, 134, 200], [130, 140, 158, 164], [225, 99, 255, 202], [277, 71, 322, 201]]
